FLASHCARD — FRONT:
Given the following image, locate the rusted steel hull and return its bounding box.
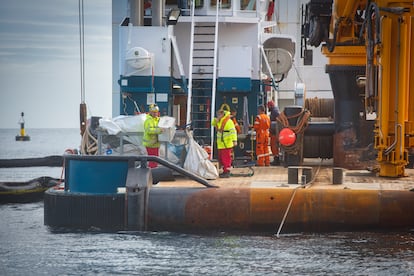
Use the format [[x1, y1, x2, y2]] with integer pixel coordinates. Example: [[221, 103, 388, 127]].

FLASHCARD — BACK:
[[43, 157, 414, 233], [147, 187, 414, 233], [45, 186, 414, 233]]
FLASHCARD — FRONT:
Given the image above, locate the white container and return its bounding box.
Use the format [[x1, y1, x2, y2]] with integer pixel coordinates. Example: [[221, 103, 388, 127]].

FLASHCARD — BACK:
[[158, 116, 176, 142]]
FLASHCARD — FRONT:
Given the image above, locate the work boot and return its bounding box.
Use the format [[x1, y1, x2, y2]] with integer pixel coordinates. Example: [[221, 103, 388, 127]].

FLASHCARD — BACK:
[[271, 157, 280, 166], [219, 171, 230, 178]]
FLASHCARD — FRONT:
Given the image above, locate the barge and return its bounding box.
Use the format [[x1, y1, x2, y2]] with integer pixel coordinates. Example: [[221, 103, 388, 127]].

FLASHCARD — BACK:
[[44, 155, 414, 234], [45, 0, 414, 234]]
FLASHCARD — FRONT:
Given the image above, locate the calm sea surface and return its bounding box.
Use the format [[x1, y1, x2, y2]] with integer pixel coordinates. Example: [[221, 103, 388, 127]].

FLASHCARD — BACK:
[[1, 129, 414, 275]]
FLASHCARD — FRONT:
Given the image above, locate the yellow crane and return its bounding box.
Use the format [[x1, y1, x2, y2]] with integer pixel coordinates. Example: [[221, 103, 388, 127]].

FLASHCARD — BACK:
[[303, 0, 414, 177]]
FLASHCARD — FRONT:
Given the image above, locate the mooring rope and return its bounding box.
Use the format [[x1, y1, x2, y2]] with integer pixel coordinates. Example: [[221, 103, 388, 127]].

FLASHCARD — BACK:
[[81, 127, 98, 155], [275, 159, 324, 238], [276, 109, 311, 155], [276, 109, 311, 134]]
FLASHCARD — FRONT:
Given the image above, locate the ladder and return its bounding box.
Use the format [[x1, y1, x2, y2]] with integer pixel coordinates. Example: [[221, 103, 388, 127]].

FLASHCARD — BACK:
[[187, 3, 219, 146]]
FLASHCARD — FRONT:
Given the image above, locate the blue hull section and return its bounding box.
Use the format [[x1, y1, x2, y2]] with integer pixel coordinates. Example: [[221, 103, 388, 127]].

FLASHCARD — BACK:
[[65, 156, 129, 194]]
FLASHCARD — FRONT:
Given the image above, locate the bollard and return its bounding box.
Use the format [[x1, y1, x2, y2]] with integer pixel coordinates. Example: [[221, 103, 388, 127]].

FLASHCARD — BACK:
[[302, 167, 313, 184], [301, 175, 306, 186], [288, 167, 299, 184], [126, 167, 152, 230], [332, 167, 343, 185], [288, 166, 313, 184]]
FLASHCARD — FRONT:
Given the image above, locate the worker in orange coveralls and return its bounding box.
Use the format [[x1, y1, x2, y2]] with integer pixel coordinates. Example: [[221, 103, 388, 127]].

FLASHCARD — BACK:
[[267, 100, 280, 165], [253, 105, 271, 166]]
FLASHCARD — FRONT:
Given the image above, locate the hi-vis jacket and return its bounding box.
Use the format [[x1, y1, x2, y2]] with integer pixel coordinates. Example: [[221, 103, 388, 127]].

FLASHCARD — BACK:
[[212, 111, 238, 149], [143, 114, 161, 148]]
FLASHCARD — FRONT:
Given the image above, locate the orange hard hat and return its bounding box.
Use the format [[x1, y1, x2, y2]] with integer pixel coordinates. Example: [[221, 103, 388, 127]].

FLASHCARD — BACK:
[[279, 128, 296, 146]]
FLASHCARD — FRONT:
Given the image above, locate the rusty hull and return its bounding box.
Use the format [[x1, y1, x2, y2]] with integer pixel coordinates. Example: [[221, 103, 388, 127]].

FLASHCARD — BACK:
[[147, 186, 414, 234]]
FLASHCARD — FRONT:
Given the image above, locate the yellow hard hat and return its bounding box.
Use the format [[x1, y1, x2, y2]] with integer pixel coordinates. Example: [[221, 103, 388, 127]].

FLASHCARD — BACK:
[[149, 104, 159, 112]]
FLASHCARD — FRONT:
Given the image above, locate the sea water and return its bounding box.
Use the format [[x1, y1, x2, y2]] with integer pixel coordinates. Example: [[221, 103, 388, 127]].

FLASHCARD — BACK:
[[0, 129, 414, 275]]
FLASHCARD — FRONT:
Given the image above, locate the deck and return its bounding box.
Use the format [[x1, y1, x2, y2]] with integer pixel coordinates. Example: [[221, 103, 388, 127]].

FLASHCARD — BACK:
[[156, 158, 414, 191]]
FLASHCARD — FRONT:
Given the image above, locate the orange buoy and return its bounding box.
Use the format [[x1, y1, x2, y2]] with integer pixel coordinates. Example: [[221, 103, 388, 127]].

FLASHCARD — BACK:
[[279, 128, 296, 146]]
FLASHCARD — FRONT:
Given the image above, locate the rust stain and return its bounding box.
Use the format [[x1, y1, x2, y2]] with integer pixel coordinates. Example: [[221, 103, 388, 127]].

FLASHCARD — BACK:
[[179, 187, 414, 232], [184, 188, 251, 231]]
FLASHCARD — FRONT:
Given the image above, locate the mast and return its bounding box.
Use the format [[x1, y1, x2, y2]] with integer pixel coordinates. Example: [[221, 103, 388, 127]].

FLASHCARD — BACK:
[[79, 0, 87, 136]]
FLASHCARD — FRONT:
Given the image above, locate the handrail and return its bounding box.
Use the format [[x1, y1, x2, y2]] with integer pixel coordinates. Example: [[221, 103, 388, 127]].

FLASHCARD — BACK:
[[260, 45, 278, 91], [210, 0, 220, 159]]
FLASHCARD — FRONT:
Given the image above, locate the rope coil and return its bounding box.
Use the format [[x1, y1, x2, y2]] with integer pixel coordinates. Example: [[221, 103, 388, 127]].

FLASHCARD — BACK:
[[81, 126, 98, 155]]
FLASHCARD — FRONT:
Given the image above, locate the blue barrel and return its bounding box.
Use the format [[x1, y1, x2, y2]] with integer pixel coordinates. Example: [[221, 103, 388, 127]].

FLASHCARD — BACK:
[[65, 155, 131, 194]]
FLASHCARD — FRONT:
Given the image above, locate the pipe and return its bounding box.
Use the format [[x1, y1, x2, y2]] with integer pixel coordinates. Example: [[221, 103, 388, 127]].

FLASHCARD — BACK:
[[151, 0, 164, 26], [78, 0, 86, 136], [130, 0, 144, 26], [186, 1, 196, 126], [383, 17, 402, 156]]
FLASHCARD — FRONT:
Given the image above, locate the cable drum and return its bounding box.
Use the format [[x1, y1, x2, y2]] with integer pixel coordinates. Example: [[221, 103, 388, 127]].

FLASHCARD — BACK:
[[305, 97, 334, 118], [303, 98, 334, 159], [262, 35, 296, 78], [125, 47, 151, 72]]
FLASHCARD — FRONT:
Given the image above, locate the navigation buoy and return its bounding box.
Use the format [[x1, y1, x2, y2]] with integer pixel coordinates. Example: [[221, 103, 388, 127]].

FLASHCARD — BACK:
[[15, 112, 30, 141], [279, 128, 295, 146]]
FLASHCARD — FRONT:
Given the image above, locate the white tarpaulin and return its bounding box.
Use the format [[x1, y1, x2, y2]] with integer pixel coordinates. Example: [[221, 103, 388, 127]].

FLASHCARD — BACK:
[[184, 131, 218, 180], [98, 115, 180, 164], [99, 114, 147, 135]]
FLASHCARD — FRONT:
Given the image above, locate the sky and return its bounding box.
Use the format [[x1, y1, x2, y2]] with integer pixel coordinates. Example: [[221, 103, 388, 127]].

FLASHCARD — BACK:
[[0, 0, 112, 129]]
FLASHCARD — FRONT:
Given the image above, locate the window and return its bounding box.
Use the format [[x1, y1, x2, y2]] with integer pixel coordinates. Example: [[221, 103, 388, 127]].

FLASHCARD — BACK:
[[211, 0, 231, 9], [240, 0, 256, 10]]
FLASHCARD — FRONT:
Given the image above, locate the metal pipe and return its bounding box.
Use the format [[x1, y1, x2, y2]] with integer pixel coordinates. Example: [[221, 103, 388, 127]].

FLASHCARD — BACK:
[[130, 0, 144, 26], [151, 0, 164, 26], [384, 17, 402, 156]]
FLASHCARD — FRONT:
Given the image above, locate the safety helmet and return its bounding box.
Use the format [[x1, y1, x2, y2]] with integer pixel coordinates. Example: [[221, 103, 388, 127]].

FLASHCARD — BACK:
[[267, 101, 275, 108], [149, 104, 159, 112]]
